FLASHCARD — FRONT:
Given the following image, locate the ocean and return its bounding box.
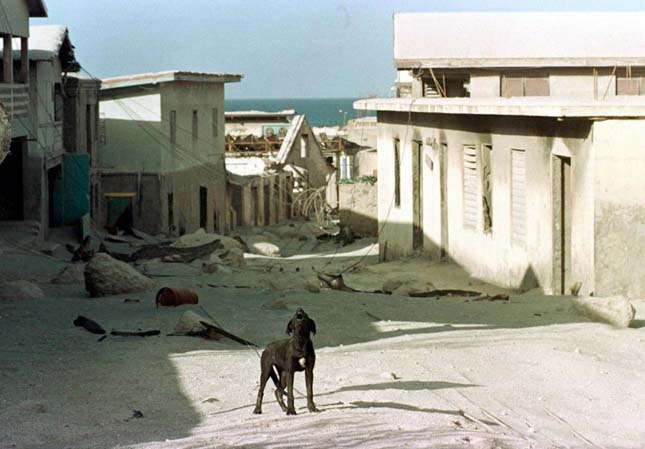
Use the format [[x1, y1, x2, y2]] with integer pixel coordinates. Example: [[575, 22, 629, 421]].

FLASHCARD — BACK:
[[224, 98, 374, 127]]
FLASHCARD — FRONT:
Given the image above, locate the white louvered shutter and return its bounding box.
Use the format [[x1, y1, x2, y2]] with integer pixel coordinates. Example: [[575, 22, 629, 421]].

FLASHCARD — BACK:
[[463, 145, 479, 230], [511, 149, 527, 245]]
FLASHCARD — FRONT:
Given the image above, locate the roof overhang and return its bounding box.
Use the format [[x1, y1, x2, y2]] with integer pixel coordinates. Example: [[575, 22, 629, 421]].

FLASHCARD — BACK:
[[354, 97, 645, 119], [27, 0, 48, 17], [394, 12, 645, 70]]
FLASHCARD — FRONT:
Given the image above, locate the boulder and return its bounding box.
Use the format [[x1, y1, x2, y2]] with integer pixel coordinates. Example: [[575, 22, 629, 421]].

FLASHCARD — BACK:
[[220, 247, 245, 267], [85, 253, 156, 297], [0, 280, 45, 300], [170, 228, 219, 248], [51, 264, 85, 284], [175, 311, 215, 334], [572, 295, 636, 328], [304, 280, 321, 293], [244, 235, 281, 257], [383, 277, 435, 296], [272, 225, 308, 240]]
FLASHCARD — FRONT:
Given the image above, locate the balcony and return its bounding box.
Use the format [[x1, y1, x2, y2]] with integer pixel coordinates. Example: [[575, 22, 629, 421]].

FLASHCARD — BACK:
[[0, 83, 29, 121]]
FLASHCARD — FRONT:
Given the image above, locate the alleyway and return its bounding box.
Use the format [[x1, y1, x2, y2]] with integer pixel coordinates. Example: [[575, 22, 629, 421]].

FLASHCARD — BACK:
[[1, 226, 644, 449]]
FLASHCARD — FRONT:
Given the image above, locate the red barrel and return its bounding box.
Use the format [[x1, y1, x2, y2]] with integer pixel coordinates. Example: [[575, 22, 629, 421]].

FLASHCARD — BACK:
[[155, 287, 199, 307]]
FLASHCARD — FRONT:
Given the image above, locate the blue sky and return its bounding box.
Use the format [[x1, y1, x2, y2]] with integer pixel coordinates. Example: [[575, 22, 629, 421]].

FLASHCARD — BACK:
[[37, 0, 644, 99]]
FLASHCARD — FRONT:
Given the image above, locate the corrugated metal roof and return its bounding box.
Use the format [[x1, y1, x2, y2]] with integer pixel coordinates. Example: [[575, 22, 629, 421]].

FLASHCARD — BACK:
[[394, 12, 645, 69]]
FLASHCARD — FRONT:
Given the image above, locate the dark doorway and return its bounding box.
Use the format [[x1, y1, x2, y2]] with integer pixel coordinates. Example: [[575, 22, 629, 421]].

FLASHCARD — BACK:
[[251, 186, 259, 226], [48, 165, 63, 227], [231, 186, 242, 227], [199, 186, 208, 229], [167, 192, 174, 233], [264, 182, 270, 226], [553, 155, 572, 294], [440, 143, 449, 259], [0, 140, 24, 220], [412, 140, 423, 251]]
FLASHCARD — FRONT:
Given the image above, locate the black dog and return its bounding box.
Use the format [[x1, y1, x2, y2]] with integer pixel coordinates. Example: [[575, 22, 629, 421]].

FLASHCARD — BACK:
[[253, 308, 318, 415]]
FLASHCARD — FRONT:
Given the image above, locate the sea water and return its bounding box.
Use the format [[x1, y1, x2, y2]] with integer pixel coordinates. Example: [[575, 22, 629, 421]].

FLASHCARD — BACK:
[[224, 98, 374, 127]]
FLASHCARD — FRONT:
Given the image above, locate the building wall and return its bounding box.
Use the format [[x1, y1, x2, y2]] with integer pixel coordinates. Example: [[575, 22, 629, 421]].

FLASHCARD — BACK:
[[376, 111, 596, 293], [592, 120, 645, 297], [100, 94, 163, 172], [99, 173, 162, 233], [339, 182, 378, 237], [1, 0, 30, 37]]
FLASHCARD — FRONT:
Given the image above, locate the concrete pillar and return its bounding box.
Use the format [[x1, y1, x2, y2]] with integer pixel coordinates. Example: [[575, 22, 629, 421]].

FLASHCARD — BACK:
[[3, 35, 13, 84], [20, 37, 28, 83]]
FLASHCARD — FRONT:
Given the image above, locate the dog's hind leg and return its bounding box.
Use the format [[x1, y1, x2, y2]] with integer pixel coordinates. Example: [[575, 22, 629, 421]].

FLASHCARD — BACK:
[[273, 369, 287, 412], [253, 358, 272, 414]]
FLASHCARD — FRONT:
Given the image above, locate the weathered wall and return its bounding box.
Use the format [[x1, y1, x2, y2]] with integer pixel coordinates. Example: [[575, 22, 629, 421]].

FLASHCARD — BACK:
[[100, 94, 163, 172], [339, 182, 378, 237], [99, 173, 162, 233], [376, 111, 595, 293], [592, 120, 645, 298], [1, 0, 29, 37]]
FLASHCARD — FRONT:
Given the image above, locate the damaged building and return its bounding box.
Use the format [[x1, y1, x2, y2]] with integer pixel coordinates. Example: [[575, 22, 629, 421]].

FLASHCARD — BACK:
[[356, 12, 645, 298], [97, 70, 242, 235], [225, 112, 335, 228]]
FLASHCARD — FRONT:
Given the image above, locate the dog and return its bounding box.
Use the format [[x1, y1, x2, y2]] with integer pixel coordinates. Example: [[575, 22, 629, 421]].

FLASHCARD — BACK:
[[253, 307, 318, 415]]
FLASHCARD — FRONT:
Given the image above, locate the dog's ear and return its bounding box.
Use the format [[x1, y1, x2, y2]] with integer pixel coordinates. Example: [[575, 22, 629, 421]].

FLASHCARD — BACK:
[[309, 318, 317, 336], [285, 318, 293, 335]]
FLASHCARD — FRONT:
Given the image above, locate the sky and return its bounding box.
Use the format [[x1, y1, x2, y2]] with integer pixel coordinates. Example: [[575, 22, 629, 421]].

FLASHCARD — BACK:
[[36, 0, 645, 99]]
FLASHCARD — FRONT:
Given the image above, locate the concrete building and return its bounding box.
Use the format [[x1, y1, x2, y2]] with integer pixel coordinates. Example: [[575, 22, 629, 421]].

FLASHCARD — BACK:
[[63, 73, 101, 224], [0, 0, 47, 235], [356, 12, 645, 298], [225, 109, 295, 139], [98, 71, 242, 235]]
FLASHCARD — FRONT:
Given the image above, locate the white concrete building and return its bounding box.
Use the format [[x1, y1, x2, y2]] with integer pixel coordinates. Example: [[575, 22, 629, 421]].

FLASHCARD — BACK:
[[356, 12, 645, 298], [98, 71, 242, 235], [0, 0, 47, 235]]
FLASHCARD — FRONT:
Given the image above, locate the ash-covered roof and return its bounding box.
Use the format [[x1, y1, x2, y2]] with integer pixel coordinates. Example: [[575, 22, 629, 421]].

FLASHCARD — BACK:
[[13, 25, 79, 71], [394, 12, 645, 69], [101, 70, 242, 93]]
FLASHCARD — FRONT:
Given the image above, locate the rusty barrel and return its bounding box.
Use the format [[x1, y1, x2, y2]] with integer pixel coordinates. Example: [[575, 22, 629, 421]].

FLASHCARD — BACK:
[[155, 287, 199, 307]]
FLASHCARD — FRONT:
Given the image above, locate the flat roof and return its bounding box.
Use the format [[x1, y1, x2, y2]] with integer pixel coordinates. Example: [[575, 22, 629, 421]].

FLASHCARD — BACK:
[[394, 12, 645, 69], [354, 97, 645, 118], [225, 109, 296, 119], [101, 70, 242, 92]]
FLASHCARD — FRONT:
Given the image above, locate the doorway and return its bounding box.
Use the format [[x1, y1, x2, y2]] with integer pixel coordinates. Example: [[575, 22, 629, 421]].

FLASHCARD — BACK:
[[439, 143, 449, 258], [0, 140, 24, 220], [412, 140, 423, 251], [553, 155, 572, 294], [199, 186, 208, 229]]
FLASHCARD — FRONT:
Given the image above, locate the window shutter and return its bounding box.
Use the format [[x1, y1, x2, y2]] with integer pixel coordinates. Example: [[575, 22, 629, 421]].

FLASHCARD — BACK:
[[511, 149, 527, 245], [524, 76, 550, 96], [463, 145, 479, 230]]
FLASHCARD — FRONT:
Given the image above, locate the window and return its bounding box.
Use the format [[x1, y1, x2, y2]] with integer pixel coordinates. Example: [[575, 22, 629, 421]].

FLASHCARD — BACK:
[[462, 145, 479, 230], [481, 144, 493, 233], [616, 67, 645, 95], [511, 149, 527, 246], [423, 72, 470, 98], [54, 83, 64, 121], [394, 138, 401, 207], [212, 108, 218, 138], [501, 73, 549, 97], [192, 110, 199, 145], [169, 110, 176, 145], [300, 134, 308, 158]]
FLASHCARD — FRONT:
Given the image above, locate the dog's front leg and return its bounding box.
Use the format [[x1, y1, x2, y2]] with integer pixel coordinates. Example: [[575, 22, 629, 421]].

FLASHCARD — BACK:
[[305, 368, 319, 413], [286, 370, 296, 415]]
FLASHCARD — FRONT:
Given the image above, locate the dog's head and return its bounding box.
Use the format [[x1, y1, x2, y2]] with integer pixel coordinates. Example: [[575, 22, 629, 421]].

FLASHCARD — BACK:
[[286, 307, 316, 338]]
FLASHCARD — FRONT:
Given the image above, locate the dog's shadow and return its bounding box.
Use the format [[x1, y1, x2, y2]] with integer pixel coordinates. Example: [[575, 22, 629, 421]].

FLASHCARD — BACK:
[[320, 380, 478, 396]]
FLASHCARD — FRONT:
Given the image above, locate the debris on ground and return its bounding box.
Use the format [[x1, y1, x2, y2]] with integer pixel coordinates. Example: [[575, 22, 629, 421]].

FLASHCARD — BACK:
[[317, 273, 358, 292], [124, 410, 144, 422], [303, 280, 321, 293], [66, 236, 95, 262], [155, 287, 198, 307], [106, 239, 223, 264], [217, 247, 245, 268], [0, 280, 45, 300], [408, 289, 483, 298], [172, 311, 257, 346], [84, 253, 156, 297], [51, 263, 85, 285], [473, 293, 510, 302], [110, 329, 160, 337], [572, 295, 636, 328], [73, 315, 106, 335]]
